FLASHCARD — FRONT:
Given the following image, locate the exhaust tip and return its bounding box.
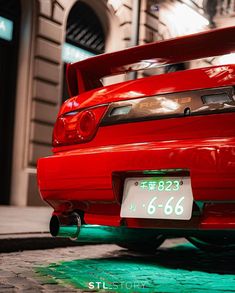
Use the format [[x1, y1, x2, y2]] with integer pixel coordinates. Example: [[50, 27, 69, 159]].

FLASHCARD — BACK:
[[49, 213, 81, 238], [50, 215, 60, 237]]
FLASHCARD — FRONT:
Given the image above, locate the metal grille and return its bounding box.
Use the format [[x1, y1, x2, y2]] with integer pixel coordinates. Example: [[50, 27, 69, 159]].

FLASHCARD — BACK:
[[66, 1, 105, 54]]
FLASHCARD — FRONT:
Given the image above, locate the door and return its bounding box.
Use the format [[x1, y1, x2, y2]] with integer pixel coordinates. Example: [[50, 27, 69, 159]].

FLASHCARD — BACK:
[[0, 1, 20, 204]]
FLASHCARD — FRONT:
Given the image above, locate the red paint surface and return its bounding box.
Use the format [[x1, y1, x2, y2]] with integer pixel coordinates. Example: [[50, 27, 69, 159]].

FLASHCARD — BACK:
[[60, 64, 235, 118], [37, 27, 235, 232]]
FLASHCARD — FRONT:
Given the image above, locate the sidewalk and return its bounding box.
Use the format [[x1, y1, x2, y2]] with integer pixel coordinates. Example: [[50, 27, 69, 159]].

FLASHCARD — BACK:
[[0, 206, 79, 252]]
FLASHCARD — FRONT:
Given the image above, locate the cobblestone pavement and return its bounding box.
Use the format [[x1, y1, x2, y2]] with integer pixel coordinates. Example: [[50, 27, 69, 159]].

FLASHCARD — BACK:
[[0, 238, 235, 292]]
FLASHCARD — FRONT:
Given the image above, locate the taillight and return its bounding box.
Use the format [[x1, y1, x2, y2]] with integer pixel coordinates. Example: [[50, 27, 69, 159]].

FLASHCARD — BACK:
[[53, 106, 107, 147]]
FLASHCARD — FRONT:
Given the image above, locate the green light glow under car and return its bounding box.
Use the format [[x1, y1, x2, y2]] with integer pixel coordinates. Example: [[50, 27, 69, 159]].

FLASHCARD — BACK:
[[36, 243, 235, 293]]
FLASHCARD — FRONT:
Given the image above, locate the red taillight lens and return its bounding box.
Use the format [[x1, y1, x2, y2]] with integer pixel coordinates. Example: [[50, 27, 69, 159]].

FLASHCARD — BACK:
[[53, 106, 107, 147], [78, 111, 96, 139]]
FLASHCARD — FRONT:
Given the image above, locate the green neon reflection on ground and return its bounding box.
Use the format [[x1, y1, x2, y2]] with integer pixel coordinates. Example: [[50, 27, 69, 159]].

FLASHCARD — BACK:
[[36, 243, 235, 292], [56, 225, 160, 243]]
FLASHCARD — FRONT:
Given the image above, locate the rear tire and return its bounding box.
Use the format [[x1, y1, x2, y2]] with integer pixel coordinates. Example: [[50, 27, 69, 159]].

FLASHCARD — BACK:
[[117, 235, 165, 253], [187, 236, 235, 252]]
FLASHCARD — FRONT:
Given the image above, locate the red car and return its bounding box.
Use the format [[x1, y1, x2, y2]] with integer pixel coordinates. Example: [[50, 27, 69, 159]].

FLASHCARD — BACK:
[[37, 26, 235, 252]]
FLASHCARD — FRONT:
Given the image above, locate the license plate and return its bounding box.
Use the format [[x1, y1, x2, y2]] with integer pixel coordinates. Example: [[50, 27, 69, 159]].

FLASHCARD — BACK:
[[120, 177, 193, 220]]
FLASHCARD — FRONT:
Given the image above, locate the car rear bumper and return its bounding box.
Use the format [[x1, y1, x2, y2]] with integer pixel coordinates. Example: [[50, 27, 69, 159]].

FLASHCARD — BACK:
[[37, 137, 235, 230]]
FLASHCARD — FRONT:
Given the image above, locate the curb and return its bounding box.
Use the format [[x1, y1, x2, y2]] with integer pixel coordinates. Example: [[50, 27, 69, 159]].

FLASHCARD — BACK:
[[0, 233, 84, 252]]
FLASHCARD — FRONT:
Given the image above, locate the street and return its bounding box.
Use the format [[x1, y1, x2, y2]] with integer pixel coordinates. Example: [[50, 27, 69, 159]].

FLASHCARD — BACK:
[[1, 238, 235, 292], [0, 1, 235, 292]]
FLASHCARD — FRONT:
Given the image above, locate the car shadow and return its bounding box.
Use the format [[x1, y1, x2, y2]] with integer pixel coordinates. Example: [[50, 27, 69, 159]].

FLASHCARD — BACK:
[[112, 242, 235, 275]]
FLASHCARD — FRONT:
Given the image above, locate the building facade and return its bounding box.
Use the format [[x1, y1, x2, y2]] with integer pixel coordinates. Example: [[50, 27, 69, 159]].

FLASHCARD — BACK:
[[0, 0, 234, 206]]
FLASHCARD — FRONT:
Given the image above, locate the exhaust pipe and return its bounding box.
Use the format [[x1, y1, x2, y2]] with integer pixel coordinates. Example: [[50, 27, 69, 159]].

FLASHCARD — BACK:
[[50, 213, 159, 243], [50, 213, 81, 240]]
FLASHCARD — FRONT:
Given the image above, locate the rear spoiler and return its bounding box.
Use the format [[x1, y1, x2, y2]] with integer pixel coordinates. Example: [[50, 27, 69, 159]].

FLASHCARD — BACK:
[[67, 26, 235, 96]]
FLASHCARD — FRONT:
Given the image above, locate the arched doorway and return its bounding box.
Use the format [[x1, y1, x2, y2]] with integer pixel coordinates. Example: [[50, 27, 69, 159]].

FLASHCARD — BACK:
[[62, 1, 105, 101], [0, 0, 20, 204]]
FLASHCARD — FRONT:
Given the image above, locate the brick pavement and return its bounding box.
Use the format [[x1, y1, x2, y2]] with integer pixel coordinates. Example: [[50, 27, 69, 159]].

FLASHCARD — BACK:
[[0, 239, 235, 292], [0, 243, 117, 292]]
